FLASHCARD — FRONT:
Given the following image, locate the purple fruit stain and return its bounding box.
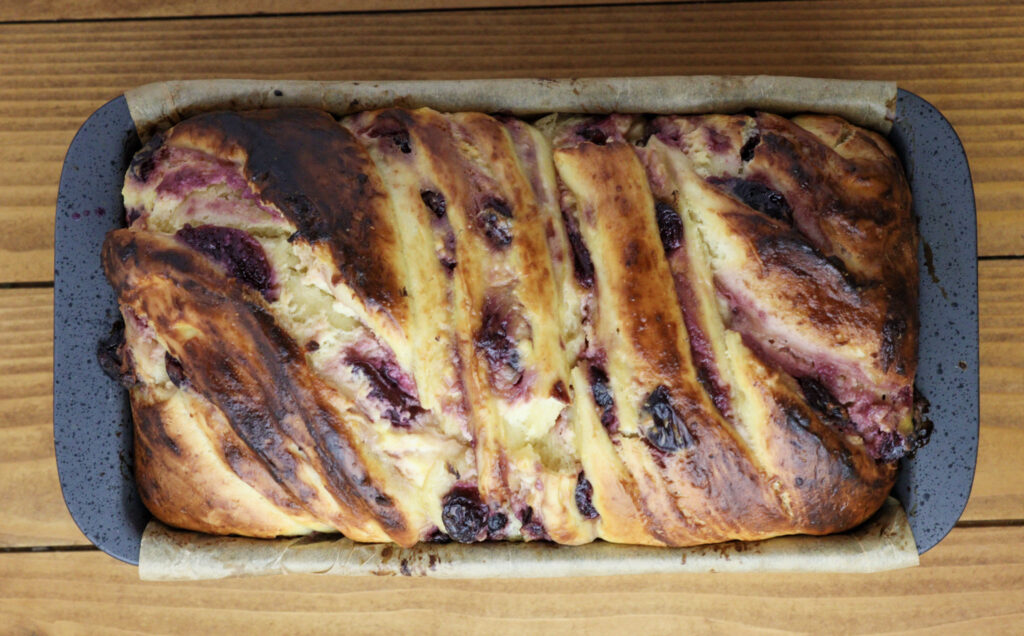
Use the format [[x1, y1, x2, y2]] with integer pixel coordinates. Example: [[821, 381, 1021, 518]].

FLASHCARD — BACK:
[[347, 356, 425, 427], [474, 295, 529, 396], [706, 127, 730, 153], [175, 224, 278, 301], [367, 118, 412, 154]]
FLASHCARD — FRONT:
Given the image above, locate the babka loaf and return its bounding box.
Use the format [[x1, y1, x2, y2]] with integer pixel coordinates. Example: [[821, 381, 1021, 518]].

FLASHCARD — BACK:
[[100, 106, 927, 547]]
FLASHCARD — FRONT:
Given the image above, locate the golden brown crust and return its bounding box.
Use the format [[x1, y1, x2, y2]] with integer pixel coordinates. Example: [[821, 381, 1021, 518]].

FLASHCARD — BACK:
[[104, 229, 417, 545], [642, 112, 919, 460], [553, 138, 894, 545], [344, 108, 586, 542], [105, 106, 917, 547], [165, 108, 411, 328]]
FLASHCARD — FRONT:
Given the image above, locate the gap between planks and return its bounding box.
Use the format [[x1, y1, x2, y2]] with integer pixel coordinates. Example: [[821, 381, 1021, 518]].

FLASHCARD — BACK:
[[2, 1, 1024, 283], [0, 0, 811, 26], [0, 525, 1022, 635]]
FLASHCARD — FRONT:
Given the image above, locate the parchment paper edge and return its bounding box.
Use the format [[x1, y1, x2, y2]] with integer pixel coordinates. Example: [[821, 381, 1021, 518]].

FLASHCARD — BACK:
[[139, 497, 917, 581], [124, 75, 897, 141]]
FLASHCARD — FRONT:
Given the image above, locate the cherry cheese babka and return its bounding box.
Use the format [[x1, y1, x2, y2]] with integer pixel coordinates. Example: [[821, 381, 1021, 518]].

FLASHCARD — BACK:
[[100, 106, 927, 547]]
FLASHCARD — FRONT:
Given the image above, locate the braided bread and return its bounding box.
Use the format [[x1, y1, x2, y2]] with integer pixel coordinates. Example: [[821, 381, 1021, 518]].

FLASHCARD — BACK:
[[101, 106, 924, 547]]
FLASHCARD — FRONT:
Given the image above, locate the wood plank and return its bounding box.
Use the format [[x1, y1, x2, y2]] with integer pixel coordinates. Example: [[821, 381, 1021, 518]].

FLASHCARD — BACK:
[[1, 0, 1023, 280], [1, 260, 1020, 546], [3, 0, 679, 23], [963, 260, 1024, 522], [1, 525, 1022, 633], [0, 288, 87, 547]]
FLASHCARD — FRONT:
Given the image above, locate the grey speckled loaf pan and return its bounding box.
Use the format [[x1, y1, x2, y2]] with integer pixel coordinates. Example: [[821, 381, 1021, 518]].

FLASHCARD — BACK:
[[53, 88, 978, 566]]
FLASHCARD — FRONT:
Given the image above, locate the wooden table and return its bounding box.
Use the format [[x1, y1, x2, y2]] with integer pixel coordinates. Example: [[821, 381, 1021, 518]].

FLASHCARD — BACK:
[[2, 0, 1022, 631]]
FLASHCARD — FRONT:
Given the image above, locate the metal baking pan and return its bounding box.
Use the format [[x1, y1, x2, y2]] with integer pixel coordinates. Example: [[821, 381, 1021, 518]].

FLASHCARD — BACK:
[[53, 89, 979, 566]]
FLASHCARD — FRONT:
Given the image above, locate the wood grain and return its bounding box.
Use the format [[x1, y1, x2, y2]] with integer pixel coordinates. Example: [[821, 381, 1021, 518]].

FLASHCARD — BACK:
[[1, 0, 1023, 280], [1, 525, 1022, 633], [1, 258, 1019, 546], [3, 0, 678, 23], [0, 288, 87, 547], [964, 260, 1024, 522]]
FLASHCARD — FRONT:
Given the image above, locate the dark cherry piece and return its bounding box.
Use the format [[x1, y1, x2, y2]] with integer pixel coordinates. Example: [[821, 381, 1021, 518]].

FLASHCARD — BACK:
[[175, 224, 278, 301], [421, 190, 447, 218], [588, 365, 617, 431], [654, 201, 683, 252], [441, 487, 488, 543], [574, 473, 599, 519], [642, 385, 694, 452], [563, 213, 595, 289], [487, 512, 508, 535]]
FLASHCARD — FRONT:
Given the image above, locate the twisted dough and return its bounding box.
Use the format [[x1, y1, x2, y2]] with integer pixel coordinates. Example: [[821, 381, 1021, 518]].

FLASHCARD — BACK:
[[102, 106, 920, 547]]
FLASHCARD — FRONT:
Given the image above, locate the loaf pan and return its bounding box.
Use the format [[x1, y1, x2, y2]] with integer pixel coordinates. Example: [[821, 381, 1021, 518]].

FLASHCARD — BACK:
[[53, 88, 979, 565]]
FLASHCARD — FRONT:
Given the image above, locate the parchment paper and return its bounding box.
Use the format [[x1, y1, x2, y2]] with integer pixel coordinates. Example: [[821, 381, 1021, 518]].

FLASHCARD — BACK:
[[139, 497, 916, 581], [125, 75, 913, 580], [124, 75, 897, 140]]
